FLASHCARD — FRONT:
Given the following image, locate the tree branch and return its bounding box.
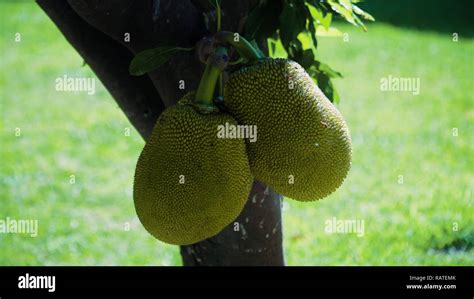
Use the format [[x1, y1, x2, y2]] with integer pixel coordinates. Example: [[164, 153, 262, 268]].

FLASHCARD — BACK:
[[36, 0, 164, 139]]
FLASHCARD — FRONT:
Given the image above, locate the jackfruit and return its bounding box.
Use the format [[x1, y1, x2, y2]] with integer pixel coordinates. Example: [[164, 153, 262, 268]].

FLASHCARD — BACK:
[[133, 92, 253, 245], [224, 58, 352, 201]]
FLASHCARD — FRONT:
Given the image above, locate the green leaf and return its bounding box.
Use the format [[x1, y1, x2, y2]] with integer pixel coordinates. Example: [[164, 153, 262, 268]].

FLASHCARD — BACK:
[[286, 38, 304, 60], [352, 4, 375, 21], [129, 47, 181, 76], [279, 0, 307, 48], [327, 0, 356, 26], [299, 49, 316, 70], [352, 13, 367, 31], [307, 59, 342, 103], [317, 61, 343, 78], [324, 0, 373, 31], [316, 25, 342, 37], [291, 46, 315, 70], [267, 38, 286, 58], [311, 69, 340, 104], [328, 80, 341, 104], [338, 0, 353, 12], [306, 3, 323, 23], [307, 21, 318, 49], [244, 1, 283, 41], [306, 3, 332, 30], [321, 12, 333, 31], [267, 38, 277, 57], [304, 5, 318, 49]]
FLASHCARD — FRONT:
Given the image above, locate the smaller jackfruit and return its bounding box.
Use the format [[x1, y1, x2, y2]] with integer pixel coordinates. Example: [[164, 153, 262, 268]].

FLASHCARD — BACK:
[[133, 92, 253, 245], [224, 58, 352, 201]]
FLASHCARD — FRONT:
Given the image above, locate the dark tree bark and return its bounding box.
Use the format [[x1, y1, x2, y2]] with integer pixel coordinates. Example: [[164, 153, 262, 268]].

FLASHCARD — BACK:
[[37, 0, 284, 266]]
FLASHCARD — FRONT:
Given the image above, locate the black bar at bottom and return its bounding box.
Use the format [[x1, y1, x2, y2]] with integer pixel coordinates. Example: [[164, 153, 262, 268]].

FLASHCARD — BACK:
[[0, 266, 471, 298]]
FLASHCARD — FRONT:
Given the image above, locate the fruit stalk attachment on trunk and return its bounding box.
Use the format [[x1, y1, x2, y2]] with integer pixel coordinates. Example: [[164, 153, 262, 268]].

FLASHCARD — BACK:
[[215, 31, 264, 63], [195, 46, 228, 111]]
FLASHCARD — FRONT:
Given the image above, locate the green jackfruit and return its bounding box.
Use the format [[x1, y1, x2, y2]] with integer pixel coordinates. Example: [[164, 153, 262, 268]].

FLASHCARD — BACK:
[[224, 58, 352, 201], [133, 92, 252, 245]]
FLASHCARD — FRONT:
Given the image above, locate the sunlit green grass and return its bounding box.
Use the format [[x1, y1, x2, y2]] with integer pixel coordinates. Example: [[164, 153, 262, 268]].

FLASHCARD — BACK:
[[281, 23, 474, 265], [1, 2, 473, 265]]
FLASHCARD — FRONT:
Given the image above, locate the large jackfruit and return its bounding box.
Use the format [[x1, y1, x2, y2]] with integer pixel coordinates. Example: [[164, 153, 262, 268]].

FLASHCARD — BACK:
[[224, 58, 352, 201], [133, 93, 252, 245]]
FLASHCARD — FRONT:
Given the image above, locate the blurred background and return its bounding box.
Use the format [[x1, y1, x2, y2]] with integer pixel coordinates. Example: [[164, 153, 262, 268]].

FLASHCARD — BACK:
[[0, 0, 473, 265]]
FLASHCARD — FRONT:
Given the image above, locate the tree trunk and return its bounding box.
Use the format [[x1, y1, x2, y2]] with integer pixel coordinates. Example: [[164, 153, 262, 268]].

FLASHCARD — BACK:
[[36, 0, 284, 266]]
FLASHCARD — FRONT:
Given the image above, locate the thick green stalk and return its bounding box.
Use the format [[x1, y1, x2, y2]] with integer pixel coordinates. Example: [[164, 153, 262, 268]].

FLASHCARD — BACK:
[[195, 47, 228, 109], [215, 31, 264, 62]]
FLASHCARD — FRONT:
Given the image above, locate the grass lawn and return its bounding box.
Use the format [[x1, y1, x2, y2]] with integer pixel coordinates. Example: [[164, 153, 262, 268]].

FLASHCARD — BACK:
[[1, 2, 473, 265]]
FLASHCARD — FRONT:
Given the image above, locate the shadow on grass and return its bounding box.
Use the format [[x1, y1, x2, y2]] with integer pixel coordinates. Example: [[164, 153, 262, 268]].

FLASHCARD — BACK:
[[359, 0, 474, 37]]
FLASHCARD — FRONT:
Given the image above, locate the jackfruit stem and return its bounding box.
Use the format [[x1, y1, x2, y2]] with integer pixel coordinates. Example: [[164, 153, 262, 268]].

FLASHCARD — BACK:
[[215, 31, 264, 62], [195, 47, 228, 109]]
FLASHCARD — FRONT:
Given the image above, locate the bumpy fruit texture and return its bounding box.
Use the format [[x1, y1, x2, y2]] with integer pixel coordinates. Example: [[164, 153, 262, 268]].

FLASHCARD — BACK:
[[224, 58, 352, 201], [133, 93, 253, 245]]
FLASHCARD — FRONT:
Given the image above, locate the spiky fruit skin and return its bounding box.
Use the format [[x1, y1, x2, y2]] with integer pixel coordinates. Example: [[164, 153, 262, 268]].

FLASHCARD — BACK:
[[224, 58, 352, 201], [133, 93, 252, 245]]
